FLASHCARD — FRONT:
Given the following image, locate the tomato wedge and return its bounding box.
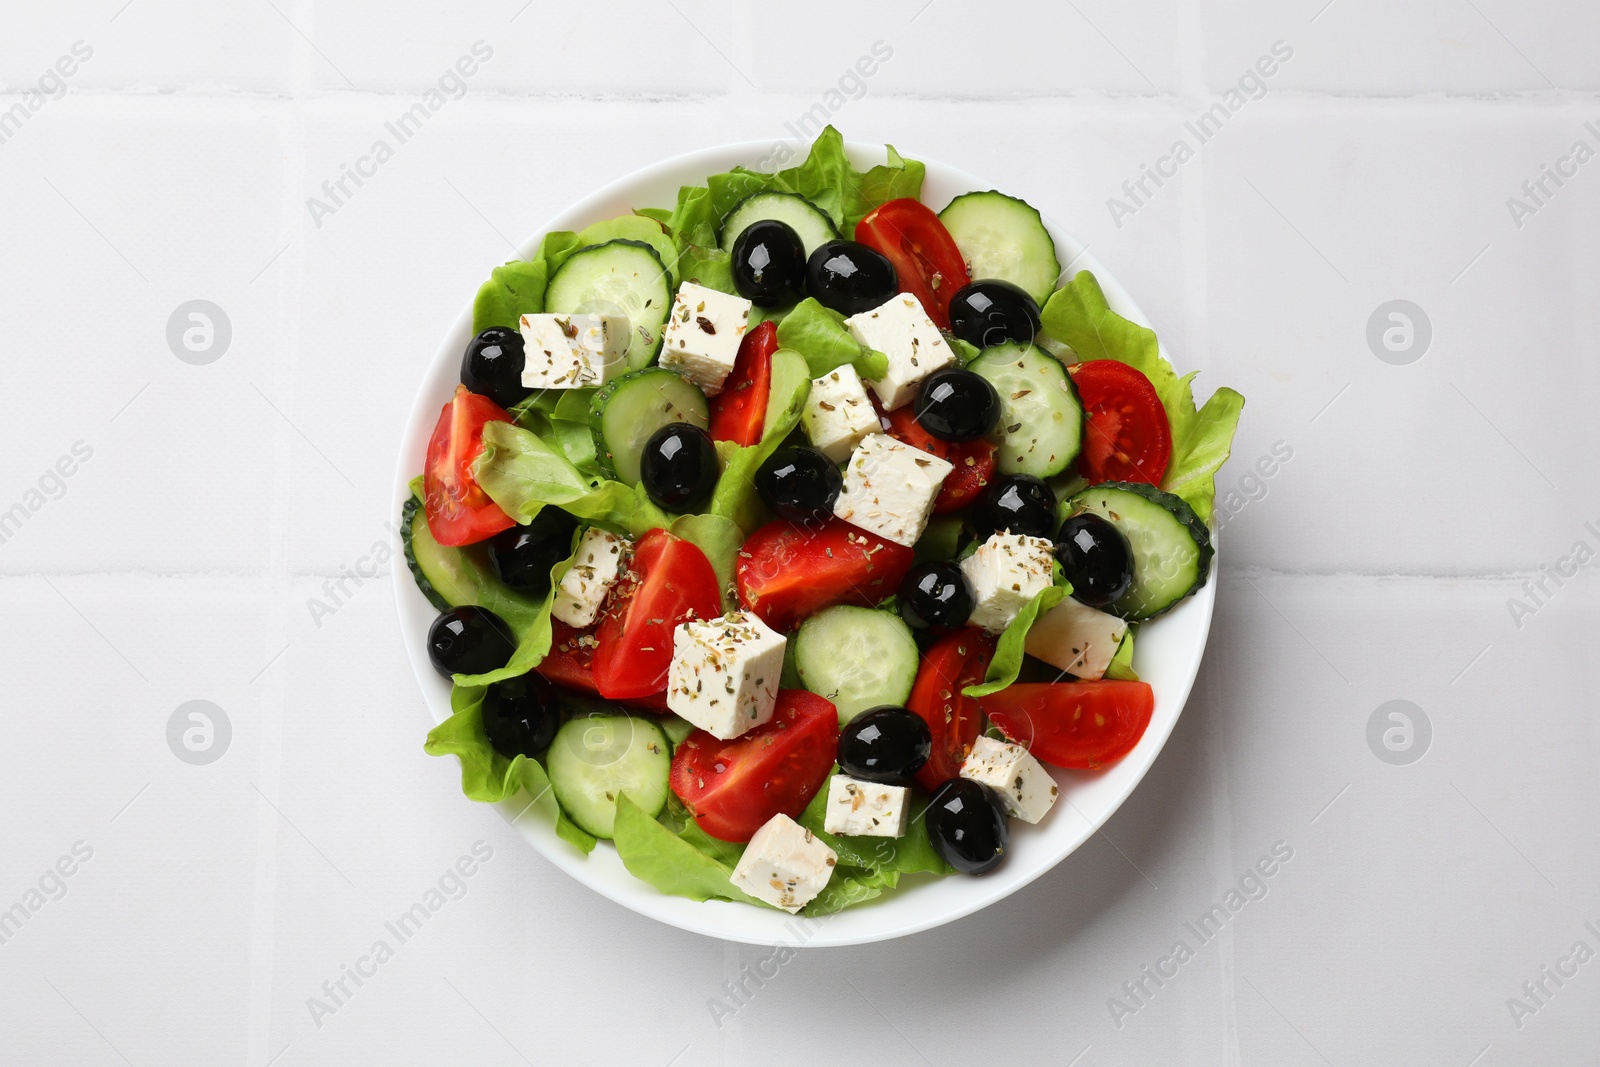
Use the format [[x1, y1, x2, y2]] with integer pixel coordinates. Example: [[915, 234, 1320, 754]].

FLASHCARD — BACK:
[[980, 680, 1155, 770], [881, 404, 996, 514], [736, 518, 914, 633], [855, 199, 971, 329], [423, 385, 516, 546], [593, 530, 721, 700], [536, 621, 668, 712], [670, 690, 840, 842], [1068, 360, 1173, 486], [906, 628, 997, 791], [707, 320, 777, 447]]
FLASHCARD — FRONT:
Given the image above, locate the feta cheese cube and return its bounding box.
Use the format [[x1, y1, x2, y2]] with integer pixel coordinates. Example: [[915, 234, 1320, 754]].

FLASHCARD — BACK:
[[659, 281, 751, 395], [960, 735, 1059, 824], [666, 610, 787, 740], [801, 364, 880, 463], [832, 433, 953, 547], [823, 775, 910, 838], [1024, 597, 1129, 680], [730, 813, 838, 912], [552, 528, 628, 628], [845, 293, 958, 410], [960, 532, 1056, 634], [519, 313, 629, 389]]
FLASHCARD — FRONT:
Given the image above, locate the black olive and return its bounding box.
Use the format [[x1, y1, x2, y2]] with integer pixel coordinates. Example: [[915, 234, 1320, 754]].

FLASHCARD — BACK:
[[487, 508, 579, 593], [947, 280, 1041, 351], [897, 561, 973, 630], [481, 672, 562, 758], [427, 606, 516, 678], [460, 326, 531, 409], [970, 474, 1056, 540], [805, 239, 898, 316], [730, 220, 807, 309], [837, 706, 932, 783], [1056, 513, 1134, 608], [913, 368, 1001, 443], [639, 422, 718, 512], [926, 778, 1010, 875], [755, 446, 842, 523]]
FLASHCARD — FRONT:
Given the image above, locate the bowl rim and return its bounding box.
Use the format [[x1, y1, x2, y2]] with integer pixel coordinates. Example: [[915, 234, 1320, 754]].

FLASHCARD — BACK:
[[391, 138, 1216, 947]]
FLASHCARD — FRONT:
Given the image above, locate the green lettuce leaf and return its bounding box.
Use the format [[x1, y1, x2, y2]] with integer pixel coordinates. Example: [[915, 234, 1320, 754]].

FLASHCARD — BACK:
[[473, 420, 669, 537], [797, 768, 955, 876], [913, 516, 965, 566], [709, 347, 812, 533], [1105, 628, 1139, 681], [1039, 271, 1244, 524], [803, 865, 899, 916], [451, 527, 579, 688], [472, 214, 677, 334], [775, 298, 889, 382], [424, 683, 596, 852], [669, 512, 745, 611], [963, 585, 1069, 698], [612, 794, 760, 906]]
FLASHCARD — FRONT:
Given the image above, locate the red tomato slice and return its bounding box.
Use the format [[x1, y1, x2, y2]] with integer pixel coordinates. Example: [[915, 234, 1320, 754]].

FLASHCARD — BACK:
[[906, 628, 997, 791], [536, 621, 668, 712], [979, 680, 1155, 770], [855, 199, 971, 329], [708, 320, 777, 447], [881, 404, 996, 514], [669, 690, 840, 842], [593, 530, 721, 700], [423, 385, 517, 546], [1068, 360, 1173, 486], [735, 518, 914, 633]]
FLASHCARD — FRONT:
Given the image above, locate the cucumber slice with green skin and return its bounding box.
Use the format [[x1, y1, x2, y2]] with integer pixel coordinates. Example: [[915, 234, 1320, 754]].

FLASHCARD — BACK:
[[969, 343, 1083, 478], [938, 191, 1061, 306], [401, 494, 455, 612], [545, 715, 671, 839], [588, 367, 709, 484], [1065, 482, 1213, 621], [544, 239, 674, 370], [720, 192, 840, 257], [794, 606, 919, 723]]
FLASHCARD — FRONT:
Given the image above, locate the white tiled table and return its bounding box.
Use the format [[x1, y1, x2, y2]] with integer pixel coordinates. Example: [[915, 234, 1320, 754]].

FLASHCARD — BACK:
[[3, 2, 1597, 1063]]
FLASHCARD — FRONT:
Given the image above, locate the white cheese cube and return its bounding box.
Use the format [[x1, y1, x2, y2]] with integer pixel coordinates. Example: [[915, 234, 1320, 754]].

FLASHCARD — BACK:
[[730, 813, 838, 913], [801, 364, 880, 463], [845, 293, 958, 410], [832, 433, 953, 547], [1024, 597, 1129, 680], [659, 281, 751, 396], [960, 735, 1059, 824], [666, 610, 787, 740], [823, 775, 910, 838], [551, 528, 628, 628], [519, 313, 629, 389], [960, 532, 1056, 634]]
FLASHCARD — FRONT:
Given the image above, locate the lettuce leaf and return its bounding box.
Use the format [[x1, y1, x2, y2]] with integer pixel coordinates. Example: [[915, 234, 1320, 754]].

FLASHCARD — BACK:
[[473, 420, 669, 537], [611, 794, 761, 906], [709, 347, 812, 533], [451, 527, 579, 688], [424, 683, 596, 853], [797, 769, 954, 876], [472, 215, 677, 334], [1039, 271, 1244, 524], [1105, 628, 1139, 681], [804, 866, 899, 916], [775, 298, 889, 382], [963, 585, 1069, 698], [669, 513, 745, 612]]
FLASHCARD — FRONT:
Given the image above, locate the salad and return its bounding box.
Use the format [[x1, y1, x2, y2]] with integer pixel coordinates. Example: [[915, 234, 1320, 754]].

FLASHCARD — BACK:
[[405, 127, 1244, 917]]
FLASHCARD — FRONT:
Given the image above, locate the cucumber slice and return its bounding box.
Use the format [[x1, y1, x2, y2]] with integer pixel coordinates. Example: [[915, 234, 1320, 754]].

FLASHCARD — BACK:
[[938, 191, 1061, 306], [545, 715, 671, 839], [720, 192, 840, 257], [588, 368, 709, 484], [402, 493, 472, 611], [1065, 482, 1213, 621], [969, 343, 1083, 478], [545, 240, 674, 370], [794, 606, 919, 722]]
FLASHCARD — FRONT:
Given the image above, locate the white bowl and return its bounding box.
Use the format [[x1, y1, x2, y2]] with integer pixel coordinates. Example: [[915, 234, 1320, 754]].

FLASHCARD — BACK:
[[393, 140, 1216, 947]]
